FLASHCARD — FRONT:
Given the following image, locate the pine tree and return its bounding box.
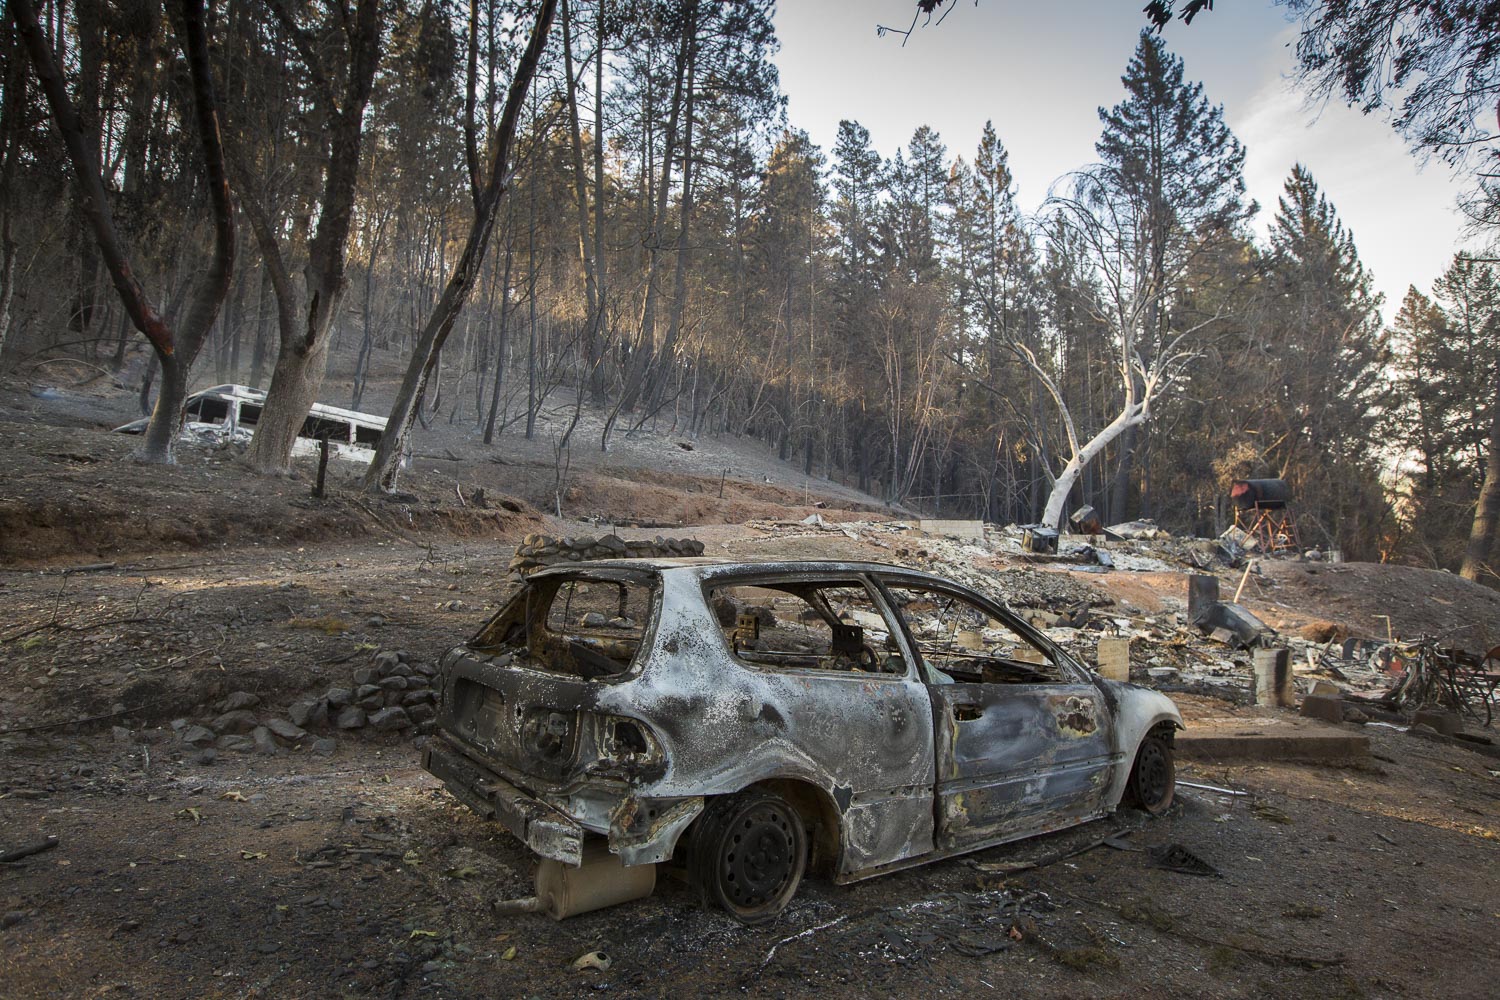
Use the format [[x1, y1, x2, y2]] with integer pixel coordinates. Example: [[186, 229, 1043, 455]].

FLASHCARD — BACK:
[[1264, 165, 1388, 555], [1094, 30, 1252, 518]]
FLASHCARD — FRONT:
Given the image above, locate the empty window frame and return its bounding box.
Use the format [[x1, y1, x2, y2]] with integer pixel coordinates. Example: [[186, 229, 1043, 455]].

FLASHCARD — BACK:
[[707, 580, 903, 675], [883, 584, 1065, 685]]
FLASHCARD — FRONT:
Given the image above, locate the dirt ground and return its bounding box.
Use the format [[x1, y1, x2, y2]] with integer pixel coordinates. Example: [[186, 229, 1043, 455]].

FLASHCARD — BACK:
[[2, 380, 1500, 998]]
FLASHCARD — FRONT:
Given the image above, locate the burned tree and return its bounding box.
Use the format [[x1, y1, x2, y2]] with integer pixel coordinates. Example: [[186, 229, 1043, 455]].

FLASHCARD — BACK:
[[361, 0, 559, 493], [230, 0, 381, 474], [10, 0, 234, 463], [971, 162, 1218, 531]]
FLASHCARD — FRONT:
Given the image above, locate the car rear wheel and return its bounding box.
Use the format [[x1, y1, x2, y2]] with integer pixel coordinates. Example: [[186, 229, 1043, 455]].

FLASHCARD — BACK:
[[1126, 733, 1175, 815], [689, 790, 807, 924]]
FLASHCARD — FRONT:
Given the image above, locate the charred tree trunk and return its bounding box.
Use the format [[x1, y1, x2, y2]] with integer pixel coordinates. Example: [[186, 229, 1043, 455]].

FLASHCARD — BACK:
[[0, 20, 24, 360], [363, 0, 558, 492], [483, 241, 514, 444], [1461, 368, 1500, 583], [643, 24, 696, 416], [243, 0, 381, 473], [12, 0, 234, 463], [602, 0, 693, 449]]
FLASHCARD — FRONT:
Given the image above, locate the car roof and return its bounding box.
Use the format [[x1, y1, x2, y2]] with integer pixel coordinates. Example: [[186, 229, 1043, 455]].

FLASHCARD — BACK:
[[527, 557, 964, 586]]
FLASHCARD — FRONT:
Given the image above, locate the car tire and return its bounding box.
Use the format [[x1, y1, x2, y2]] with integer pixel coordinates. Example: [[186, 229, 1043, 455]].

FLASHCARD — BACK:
[[689, 790, 807, 924], [1125, 733, 1175, 815]]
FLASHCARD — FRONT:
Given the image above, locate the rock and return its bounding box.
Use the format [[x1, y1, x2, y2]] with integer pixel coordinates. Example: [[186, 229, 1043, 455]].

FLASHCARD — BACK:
[[388, 663, 413, 678], [220, 691, 262, 712], [111, 726, 134, 745], [352, 667, 377, 686], [356, 684, 382, 699], [1341, 706, 1370, 725], [365, 615, 385, 628], [210, 710, 259, 735], [378, 676, 409, 691], [403, 690, 436, 706], [1411, 709, 1461, 737], [580, 612, 608, 627], [170, 718, 188, 732], [2, 911, 26, 929], [335, 706, 367, 730], [414, 661, 438, 678], [266, 718, 308, 742], [407, 704, 436, 725], [373, 651, 402, 674], [288, 699, 326, 728], [325, 687, 353, 708], [369, 707, 412, 731], [406, 674, 430, 690], [1299, 693, 1344, 724], [216, 734, 254, 753], [189, 749, 217, 766], [311, 738, 337, 757], [358, 694, 384, 711], [180, 725, 216, 747], [251, 726, 283, 756]]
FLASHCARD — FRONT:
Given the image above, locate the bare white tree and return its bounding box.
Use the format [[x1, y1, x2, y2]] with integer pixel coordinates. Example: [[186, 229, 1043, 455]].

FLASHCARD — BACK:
[[973, 165, 1221, 529]]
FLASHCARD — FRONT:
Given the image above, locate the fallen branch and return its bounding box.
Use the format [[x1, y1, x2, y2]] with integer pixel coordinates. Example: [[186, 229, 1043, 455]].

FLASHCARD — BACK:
[[0, 699, 166, 735], [0, 835, 60, 863], [63, 562, 117, 575]]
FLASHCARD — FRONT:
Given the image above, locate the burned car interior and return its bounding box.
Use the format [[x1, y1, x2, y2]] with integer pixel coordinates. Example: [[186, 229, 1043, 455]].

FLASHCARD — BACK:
[[884, 584, 1069, 686], [470, 571, 656, 681], [424, 559, 1182, 925], [707, 581, 905, 674]]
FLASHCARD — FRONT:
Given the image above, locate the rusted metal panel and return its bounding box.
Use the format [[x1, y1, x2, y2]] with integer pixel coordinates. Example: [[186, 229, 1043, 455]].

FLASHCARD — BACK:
[[927, 683, 1114, 849]]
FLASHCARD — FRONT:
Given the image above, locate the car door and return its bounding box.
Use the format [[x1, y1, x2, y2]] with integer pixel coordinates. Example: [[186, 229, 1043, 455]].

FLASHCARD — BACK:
[[874, 574, 1116, 850], [696, 572, 938, 874]]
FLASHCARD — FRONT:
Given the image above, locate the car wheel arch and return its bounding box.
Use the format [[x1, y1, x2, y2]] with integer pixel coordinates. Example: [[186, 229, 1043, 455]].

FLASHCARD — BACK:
[[1105, 712, 1182, 808], [1123, 720, 1178, 811], [694, 778, 843, 878]]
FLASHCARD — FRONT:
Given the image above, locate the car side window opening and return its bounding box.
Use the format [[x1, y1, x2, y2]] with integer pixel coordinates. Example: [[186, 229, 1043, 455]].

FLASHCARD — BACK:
[[186, 395, 230, 423], [707, 581, 905, 675], [883, 584, 1067, 686]]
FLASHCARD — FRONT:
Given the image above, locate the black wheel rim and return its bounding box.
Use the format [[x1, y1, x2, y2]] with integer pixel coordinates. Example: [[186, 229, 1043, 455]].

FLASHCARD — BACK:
[[1137, 740, 1172, 808], [719, 803, 796, 911]]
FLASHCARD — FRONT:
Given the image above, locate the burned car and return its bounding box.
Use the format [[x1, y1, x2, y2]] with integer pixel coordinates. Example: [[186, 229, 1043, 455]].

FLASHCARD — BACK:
[[423, 559, 1181, 923]]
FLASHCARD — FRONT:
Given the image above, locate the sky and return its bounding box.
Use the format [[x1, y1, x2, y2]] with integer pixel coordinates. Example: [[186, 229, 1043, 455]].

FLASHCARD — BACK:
[[771, 0, 1474, 318]]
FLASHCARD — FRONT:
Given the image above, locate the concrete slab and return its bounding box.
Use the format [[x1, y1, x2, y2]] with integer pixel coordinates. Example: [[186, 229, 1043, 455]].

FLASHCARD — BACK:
[[917, 519, 986, 544], [1176, 713, 1369, 762]]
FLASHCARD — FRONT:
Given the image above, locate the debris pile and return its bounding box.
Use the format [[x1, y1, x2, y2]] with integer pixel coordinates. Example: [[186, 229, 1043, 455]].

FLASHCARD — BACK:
[[508, 533, 706, 577]]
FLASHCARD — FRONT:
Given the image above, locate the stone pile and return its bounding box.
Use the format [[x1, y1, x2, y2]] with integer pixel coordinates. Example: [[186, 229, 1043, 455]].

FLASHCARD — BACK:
[[171, 649, 438, 764], [508, 532, 706, 577]]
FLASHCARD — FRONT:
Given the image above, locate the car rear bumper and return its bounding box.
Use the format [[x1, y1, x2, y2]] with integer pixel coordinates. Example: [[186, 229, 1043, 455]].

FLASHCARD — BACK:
[[422, 740, 584, 866]]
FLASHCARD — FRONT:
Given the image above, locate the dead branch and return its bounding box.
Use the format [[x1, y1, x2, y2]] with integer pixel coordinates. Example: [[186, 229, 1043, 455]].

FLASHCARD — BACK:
[[0, 835, 59, 863]]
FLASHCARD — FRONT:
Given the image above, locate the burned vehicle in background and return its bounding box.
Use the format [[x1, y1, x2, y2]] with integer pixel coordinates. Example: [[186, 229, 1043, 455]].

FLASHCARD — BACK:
[[422, 559, 1182, 923], [114, 384, 394, 465]]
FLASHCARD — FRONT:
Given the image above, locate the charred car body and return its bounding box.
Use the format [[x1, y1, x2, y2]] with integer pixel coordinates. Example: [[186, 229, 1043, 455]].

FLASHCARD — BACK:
[[423, 559, 1181, 922]]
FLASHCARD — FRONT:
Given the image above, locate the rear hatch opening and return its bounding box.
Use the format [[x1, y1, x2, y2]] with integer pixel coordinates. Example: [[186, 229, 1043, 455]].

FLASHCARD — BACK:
[[469, 569, 659, 681], [439, 568, 665, 785]]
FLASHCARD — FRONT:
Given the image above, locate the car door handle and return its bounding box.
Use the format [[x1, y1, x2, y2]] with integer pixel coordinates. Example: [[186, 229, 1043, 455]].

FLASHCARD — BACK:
[[953, 705, 983, 723]]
